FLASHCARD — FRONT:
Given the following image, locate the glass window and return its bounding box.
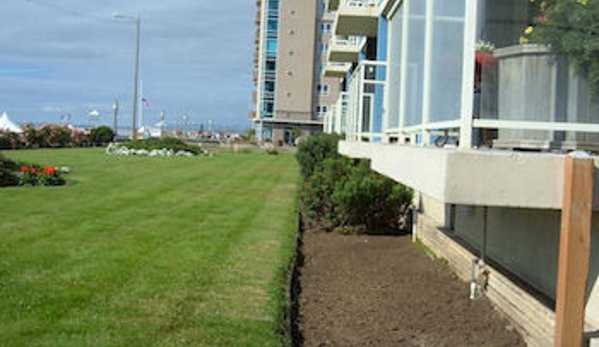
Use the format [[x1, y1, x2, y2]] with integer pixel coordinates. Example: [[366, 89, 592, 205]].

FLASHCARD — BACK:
[[317, 84, 330, 95], [386, 9, 404, 130], [320, 22, 332, 33], [404, 1, 426, 127], [429, 0, 465, 123], [267, 0, 279, 11], [267, 18, 278, 32], [266, 39, 278, 55]]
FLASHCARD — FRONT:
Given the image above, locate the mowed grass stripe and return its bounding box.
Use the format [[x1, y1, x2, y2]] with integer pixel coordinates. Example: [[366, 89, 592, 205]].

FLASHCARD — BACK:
[[0, 148, 299, 347]]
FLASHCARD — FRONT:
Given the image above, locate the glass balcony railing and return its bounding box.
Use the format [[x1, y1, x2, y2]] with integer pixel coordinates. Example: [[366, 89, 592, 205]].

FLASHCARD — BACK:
[[344, 60, 387, 142], [336, 0, 599, 151]]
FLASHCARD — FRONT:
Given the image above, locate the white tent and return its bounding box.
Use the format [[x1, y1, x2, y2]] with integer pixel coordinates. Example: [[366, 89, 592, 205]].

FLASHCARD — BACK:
[[0, 112, 23, 133]]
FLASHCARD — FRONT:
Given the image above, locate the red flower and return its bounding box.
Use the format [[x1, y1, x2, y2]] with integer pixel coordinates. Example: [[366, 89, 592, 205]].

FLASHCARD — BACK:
[[44, 166, 57, 175], [31, 167, 37, 174], [21, 166, 28, 172], [475, 51, 498, 68]]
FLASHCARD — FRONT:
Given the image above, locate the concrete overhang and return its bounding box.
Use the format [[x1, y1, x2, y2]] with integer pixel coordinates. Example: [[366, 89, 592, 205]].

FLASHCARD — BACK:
[[333, 2, 379, 37], [324, 62, 351, 78], [339, 141, 599, 210], [328, 39, 362, 63], [327, 44, 360, 63]]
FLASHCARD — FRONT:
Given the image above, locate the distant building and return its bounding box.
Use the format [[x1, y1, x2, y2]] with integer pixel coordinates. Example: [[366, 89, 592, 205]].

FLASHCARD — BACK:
[[251, 0, 343, 144]]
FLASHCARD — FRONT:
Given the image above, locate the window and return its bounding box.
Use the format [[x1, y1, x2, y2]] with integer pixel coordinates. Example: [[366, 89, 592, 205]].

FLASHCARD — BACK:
[[316, 105, 329, 115], [320, 22, 332, 34], [319, 42, 329, 55], [317, 84, 330, 95]]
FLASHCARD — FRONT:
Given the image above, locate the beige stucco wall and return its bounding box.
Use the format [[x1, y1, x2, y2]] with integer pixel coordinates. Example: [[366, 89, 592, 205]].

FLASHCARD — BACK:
[[275, 0, 318, 118]]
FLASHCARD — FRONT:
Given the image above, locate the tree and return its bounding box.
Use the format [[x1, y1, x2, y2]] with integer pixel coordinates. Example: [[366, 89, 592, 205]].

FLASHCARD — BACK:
[[89, 126, 115, 146]]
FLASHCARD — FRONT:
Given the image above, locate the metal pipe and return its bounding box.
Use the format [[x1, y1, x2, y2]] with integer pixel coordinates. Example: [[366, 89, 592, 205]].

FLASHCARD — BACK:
[[131, 15, 141, 140]]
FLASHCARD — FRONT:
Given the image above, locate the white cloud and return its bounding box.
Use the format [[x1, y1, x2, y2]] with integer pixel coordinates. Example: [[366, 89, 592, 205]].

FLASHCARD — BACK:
[[0, 0, 256, 130]]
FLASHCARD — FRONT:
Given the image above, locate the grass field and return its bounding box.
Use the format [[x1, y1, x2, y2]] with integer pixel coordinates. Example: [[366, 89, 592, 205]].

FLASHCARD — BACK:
[[0, 148, 299, 347]]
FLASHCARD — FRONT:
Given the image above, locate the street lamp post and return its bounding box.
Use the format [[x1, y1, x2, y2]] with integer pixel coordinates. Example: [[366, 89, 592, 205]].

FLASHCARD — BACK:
[[112, 100, 119, 141], [113, 14, 141, 140]]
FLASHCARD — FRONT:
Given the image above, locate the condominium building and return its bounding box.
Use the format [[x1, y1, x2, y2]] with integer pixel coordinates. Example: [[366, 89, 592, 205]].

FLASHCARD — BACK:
[[324, 1, 599, 346], [251, 0, 343, 144]]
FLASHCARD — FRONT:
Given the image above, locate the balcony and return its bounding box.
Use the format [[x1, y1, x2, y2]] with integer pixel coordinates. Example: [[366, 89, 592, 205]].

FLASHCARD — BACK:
[[324, 92, 349, 134], [334, 0, 379, 37], [343, 60, 387, 142], [328, 36, 364, 63], [323, 62, 351, 78]]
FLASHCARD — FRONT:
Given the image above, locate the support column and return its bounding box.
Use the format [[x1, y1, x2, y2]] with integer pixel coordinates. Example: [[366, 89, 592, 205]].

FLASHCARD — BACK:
[[555, 154, 594, 347]]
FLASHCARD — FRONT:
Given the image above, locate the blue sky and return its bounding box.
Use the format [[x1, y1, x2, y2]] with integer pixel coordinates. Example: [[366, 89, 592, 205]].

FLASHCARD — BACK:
[[0, 0, 256, 131]]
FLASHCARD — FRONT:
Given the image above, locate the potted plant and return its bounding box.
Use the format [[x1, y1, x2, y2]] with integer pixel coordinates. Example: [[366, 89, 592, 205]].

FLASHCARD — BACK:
[[491, 0, 599, 150], [524, 0, 599, 93]]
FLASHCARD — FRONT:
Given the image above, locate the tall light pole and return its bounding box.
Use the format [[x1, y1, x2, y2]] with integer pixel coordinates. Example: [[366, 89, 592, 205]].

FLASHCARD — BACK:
[[113, 13, 141, 140], [112, 100, 119, 141]]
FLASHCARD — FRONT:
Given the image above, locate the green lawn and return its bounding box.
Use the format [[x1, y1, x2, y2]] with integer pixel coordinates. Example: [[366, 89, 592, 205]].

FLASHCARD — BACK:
[[0, 148, 299, 347]]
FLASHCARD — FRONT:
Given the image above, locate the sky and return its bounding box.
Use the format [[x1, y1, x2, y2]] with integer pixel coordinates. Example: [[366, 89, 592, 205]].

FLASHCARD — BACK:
[[0, 0, 256, 132]]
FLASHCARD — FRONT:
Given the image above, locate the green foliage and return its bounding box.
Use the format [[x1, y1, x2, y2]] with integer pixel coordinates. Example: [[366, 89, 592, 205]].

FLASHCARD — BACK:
[[529, 0, 599, 93], [0, 131, 22, 150], [89, 126, 115, 145], [300, 157, 351, 225], [297, 134, 413, 233], [21, 123, 42, 148], [124, 137, 203, 155], [37, 124, 72, 147], [333, 160, 413, 232], [295, 133, 341, 180], [0, 154, 19, 187]]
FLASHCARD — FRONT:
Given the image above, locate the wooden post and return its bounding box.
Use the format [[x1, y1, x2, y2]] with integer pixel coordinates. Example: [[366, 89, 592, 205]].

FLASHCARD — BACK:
[[555, 155, 594, 347]]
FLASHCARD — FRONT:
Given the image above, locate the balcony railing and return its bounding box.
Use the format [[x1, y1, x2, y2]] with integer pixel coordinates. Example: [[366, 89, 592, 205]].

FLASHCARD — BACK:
[[328, 36, 364, 63], [343, 60, 387, 142], [324, 92, 349, 134]]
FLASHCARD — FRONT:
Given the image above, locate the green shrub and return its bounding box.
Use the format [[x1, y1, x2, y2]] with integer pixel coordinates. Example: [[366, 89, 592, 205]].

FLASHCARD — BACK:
[[300, 157, 351, 226], [295, 133, 341, 180], [89, 126, 115, 146], [0, 131, 23, 149], [296, 134, 413, 233], [333, 160, 412, 232], [37, 124, 72, 148], [0, 154, 19, 187]]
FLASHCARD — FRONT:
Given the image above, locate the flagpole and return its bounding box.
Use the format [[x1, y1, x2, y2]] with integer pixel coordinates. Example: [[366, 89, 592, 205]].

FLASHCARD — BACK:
[[139, 79, 143, 130]]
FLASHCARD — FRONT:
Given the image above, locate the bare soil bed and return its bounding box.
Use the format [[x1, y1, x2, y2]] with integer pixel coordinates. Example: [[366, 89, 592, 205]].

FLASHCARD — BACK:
[[297, 229, 527, 347]]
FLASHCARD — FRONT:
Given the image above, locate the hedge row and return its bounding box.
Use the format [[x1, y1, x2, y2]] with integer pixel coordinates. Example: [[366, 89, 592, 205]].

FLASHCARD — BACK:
[[296, 134, 413, 233], [0, 125, 114, 149]]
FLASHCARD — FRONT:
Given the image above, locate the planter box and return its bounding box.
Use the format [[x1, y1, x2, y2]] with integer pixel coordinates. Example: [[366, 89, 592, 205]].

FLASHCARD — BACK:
[[494, 44, 599, 151]]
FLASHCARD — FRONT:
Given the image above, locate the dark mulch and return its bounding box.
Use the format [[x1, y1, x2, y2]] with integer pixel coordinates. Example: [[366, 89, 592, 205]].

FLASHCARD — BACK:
[[297, 229, 527, 347]]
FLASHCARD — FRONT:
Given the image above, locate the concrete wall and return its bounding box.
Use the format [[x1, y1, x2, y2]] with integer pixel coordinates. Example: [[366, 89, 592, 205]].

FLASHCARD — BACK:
[[415, 208, 555, 347], [415, 194, 599, 345], [452, 206, 560, 301]]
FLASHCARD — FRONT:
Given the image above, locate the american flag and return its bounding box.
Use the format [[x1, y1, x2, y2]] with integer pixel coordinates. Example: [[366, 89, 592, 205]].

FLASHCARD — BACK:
[[141, 97, 151, 107]]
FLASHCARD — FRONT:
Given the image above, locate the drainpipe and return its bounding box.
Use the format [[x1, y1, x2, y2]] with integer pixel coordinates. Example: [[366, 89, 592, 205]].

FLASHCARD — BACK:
[[470, 206, 489, 300]]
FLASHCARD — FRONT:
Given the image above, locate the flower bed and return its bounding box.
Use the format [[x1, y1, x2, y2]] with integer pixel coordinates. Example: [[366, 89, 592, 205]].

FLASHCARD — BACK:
[[106, 144, 197, 157], [20, 165, 66, 186], [105, 137, 210, 157], [1, 154, 67, 187]]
